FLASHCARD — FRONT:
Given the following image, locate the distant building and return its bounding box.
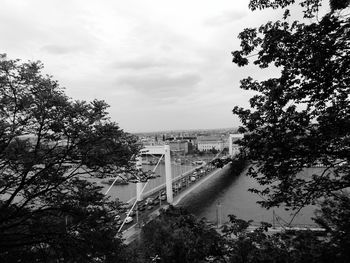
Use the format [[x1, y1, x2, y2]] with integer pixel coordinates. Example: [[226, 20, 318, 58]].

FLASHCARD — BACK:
[[141, 137, 164, 146], [179, 136, 197, 145], [231, 143, 241, 156], [230, 134, 244, 142], [229, 134, 244, 156], [168, 141, 189, 154], [197, 137, 224, 152]]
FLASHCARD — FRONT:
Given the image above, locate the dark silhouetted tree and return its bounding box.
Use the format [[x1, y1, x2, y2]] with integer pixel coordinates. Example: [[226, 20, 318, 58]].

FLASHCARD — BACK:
[[137, 206, 224, 263], [232, 1, 349, 260], [221, 215, 332, 263], [313, 193, 350, 262], [0, 55, 142, 262], [232, 0, 350, 209]]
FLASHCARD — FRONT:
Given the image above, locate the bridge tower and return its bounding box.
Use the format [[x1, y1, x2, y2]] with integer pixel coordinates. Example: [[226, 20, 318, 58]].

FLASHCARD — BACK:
[[229, 134, 244, 157], [164, 145, 173, 203], [228, 134, 234, 156], [136, 156, 143, 202], [137, 145, 173, 204]]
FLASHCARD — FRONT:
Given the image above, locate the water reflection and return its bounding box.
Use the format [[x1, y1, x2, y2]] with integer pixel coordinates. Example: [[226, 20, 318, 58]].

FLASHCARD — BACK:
[[89, 163, 196, 203], [181, 166, 319, 226]]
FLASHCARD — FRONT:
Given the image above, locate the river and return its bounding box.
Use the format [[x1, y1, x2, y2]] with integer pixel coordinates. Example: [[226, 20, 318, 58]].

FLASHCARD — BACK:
[[180, 164, 320, 227], [89, 163, 196, 203]]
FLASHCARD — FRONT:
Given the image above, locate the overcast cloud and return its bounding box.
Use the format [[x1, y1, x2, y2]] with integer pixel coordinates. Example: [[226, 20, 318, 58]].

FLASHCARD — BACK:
[[0, 0, 328, 132]]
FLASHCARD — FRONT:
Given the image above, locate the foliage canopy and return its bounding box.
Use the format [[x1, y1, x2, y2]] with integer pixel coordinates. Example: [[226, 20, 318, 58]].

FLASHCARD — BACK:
[[0, 55, 142, 262], [232, 0, 350, 209], [135, 206, 224, 263]]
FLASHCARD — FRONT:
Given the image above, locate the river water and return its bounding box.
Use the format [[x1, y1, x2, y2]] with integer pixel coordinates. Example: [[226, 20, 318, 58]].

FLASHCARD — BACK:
[[89, 163, 196, 203], [180, 165, 321, 227], [90, 161, 320, 227]]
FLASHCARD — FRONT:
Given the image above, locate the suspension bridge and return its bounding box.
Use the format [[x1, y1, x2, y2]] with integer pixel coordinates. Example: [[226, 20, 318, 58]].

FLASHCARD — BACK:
[[101, 135, 239, 243], [109, 144, 227, 235], [103, 135, 324, 243]]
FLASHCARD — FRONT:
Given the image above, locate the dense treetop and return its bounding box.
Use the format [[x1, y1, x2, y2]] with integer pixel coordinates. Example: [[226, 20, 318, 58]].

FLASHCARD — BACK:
[[0, 55, 143, 262], [232, 0, 349, 208]]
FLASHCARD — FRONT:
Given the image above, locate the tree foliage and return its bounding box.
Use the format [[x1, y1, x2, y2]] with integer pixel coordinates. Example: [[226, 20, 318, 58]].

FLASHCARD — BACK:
[[0, 55, 142, 262], [313, 193, 350, 262], [221, 214, 332, 263], [232, 0, 350, 208], [135, 206, 224, 263], [130, 207, 339, 263]]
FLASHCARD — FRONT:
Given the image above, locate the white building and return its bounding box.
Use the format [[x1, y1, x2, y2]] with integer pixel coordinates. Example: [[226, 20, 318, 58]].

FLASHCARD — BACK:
[[231, 143, 241, 156], [197, 138, 224, 152], [228, 134, 244, 156]]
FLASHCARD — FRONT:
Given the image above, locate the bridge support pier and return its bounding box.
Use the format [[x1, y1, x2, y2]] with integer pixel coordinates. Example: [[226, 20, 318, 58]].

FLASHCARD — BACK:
[[164, 145, 173, 204], [138, 145, 173, 204], [136, 182, 143, 201], [136, 156, 143, 201]]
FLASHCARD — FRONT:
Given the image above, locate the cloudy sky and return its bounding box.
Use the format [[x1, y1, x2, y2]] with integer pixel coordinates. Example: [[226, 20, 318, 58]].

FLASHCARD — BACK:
[[0, 0, 326, 132]]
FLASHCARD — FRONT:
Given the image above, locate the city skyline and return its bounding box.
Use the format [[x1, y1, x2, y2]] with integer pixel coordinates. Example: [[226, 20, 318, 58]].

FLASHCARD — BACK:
[[0, 0, 329, 132]]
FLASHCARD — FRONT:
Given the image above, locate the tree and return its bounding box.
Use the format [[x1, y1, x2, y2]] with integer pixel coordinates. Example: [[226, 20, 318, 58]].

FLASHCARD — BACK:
[[232, 1, 350, 209], [210, 147, 219, 155], [221, 215, 332, 263], [0, 55, 143, 262], [136, 206, 224, 263], [313, 193, 350, 262]]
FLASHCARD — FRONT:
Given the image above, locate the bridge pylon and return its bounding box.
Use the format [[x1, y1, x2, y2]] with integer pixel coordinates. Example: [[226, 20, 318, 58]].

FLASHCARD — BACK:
[[164, 145, 173, 204], [138, 144, 173, 204], [228, 134, 244, 157]]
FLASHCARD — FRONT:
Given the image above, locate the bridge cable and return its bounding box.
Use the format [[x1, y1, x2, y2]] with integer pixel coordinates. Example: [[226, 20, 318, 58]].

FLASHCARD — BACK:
[[117, 154, 164, 233]]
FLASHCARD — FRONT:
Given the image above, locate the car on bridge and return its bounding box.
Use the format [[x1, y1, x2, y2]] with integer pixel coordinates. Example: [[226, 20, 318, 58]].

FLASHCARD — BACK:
[[137, 204, 146, 211], [173, 183, 182, 191], [125, 210, 136, 217], [125, 216, 133, 224], [145, 197, 154, 205]]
